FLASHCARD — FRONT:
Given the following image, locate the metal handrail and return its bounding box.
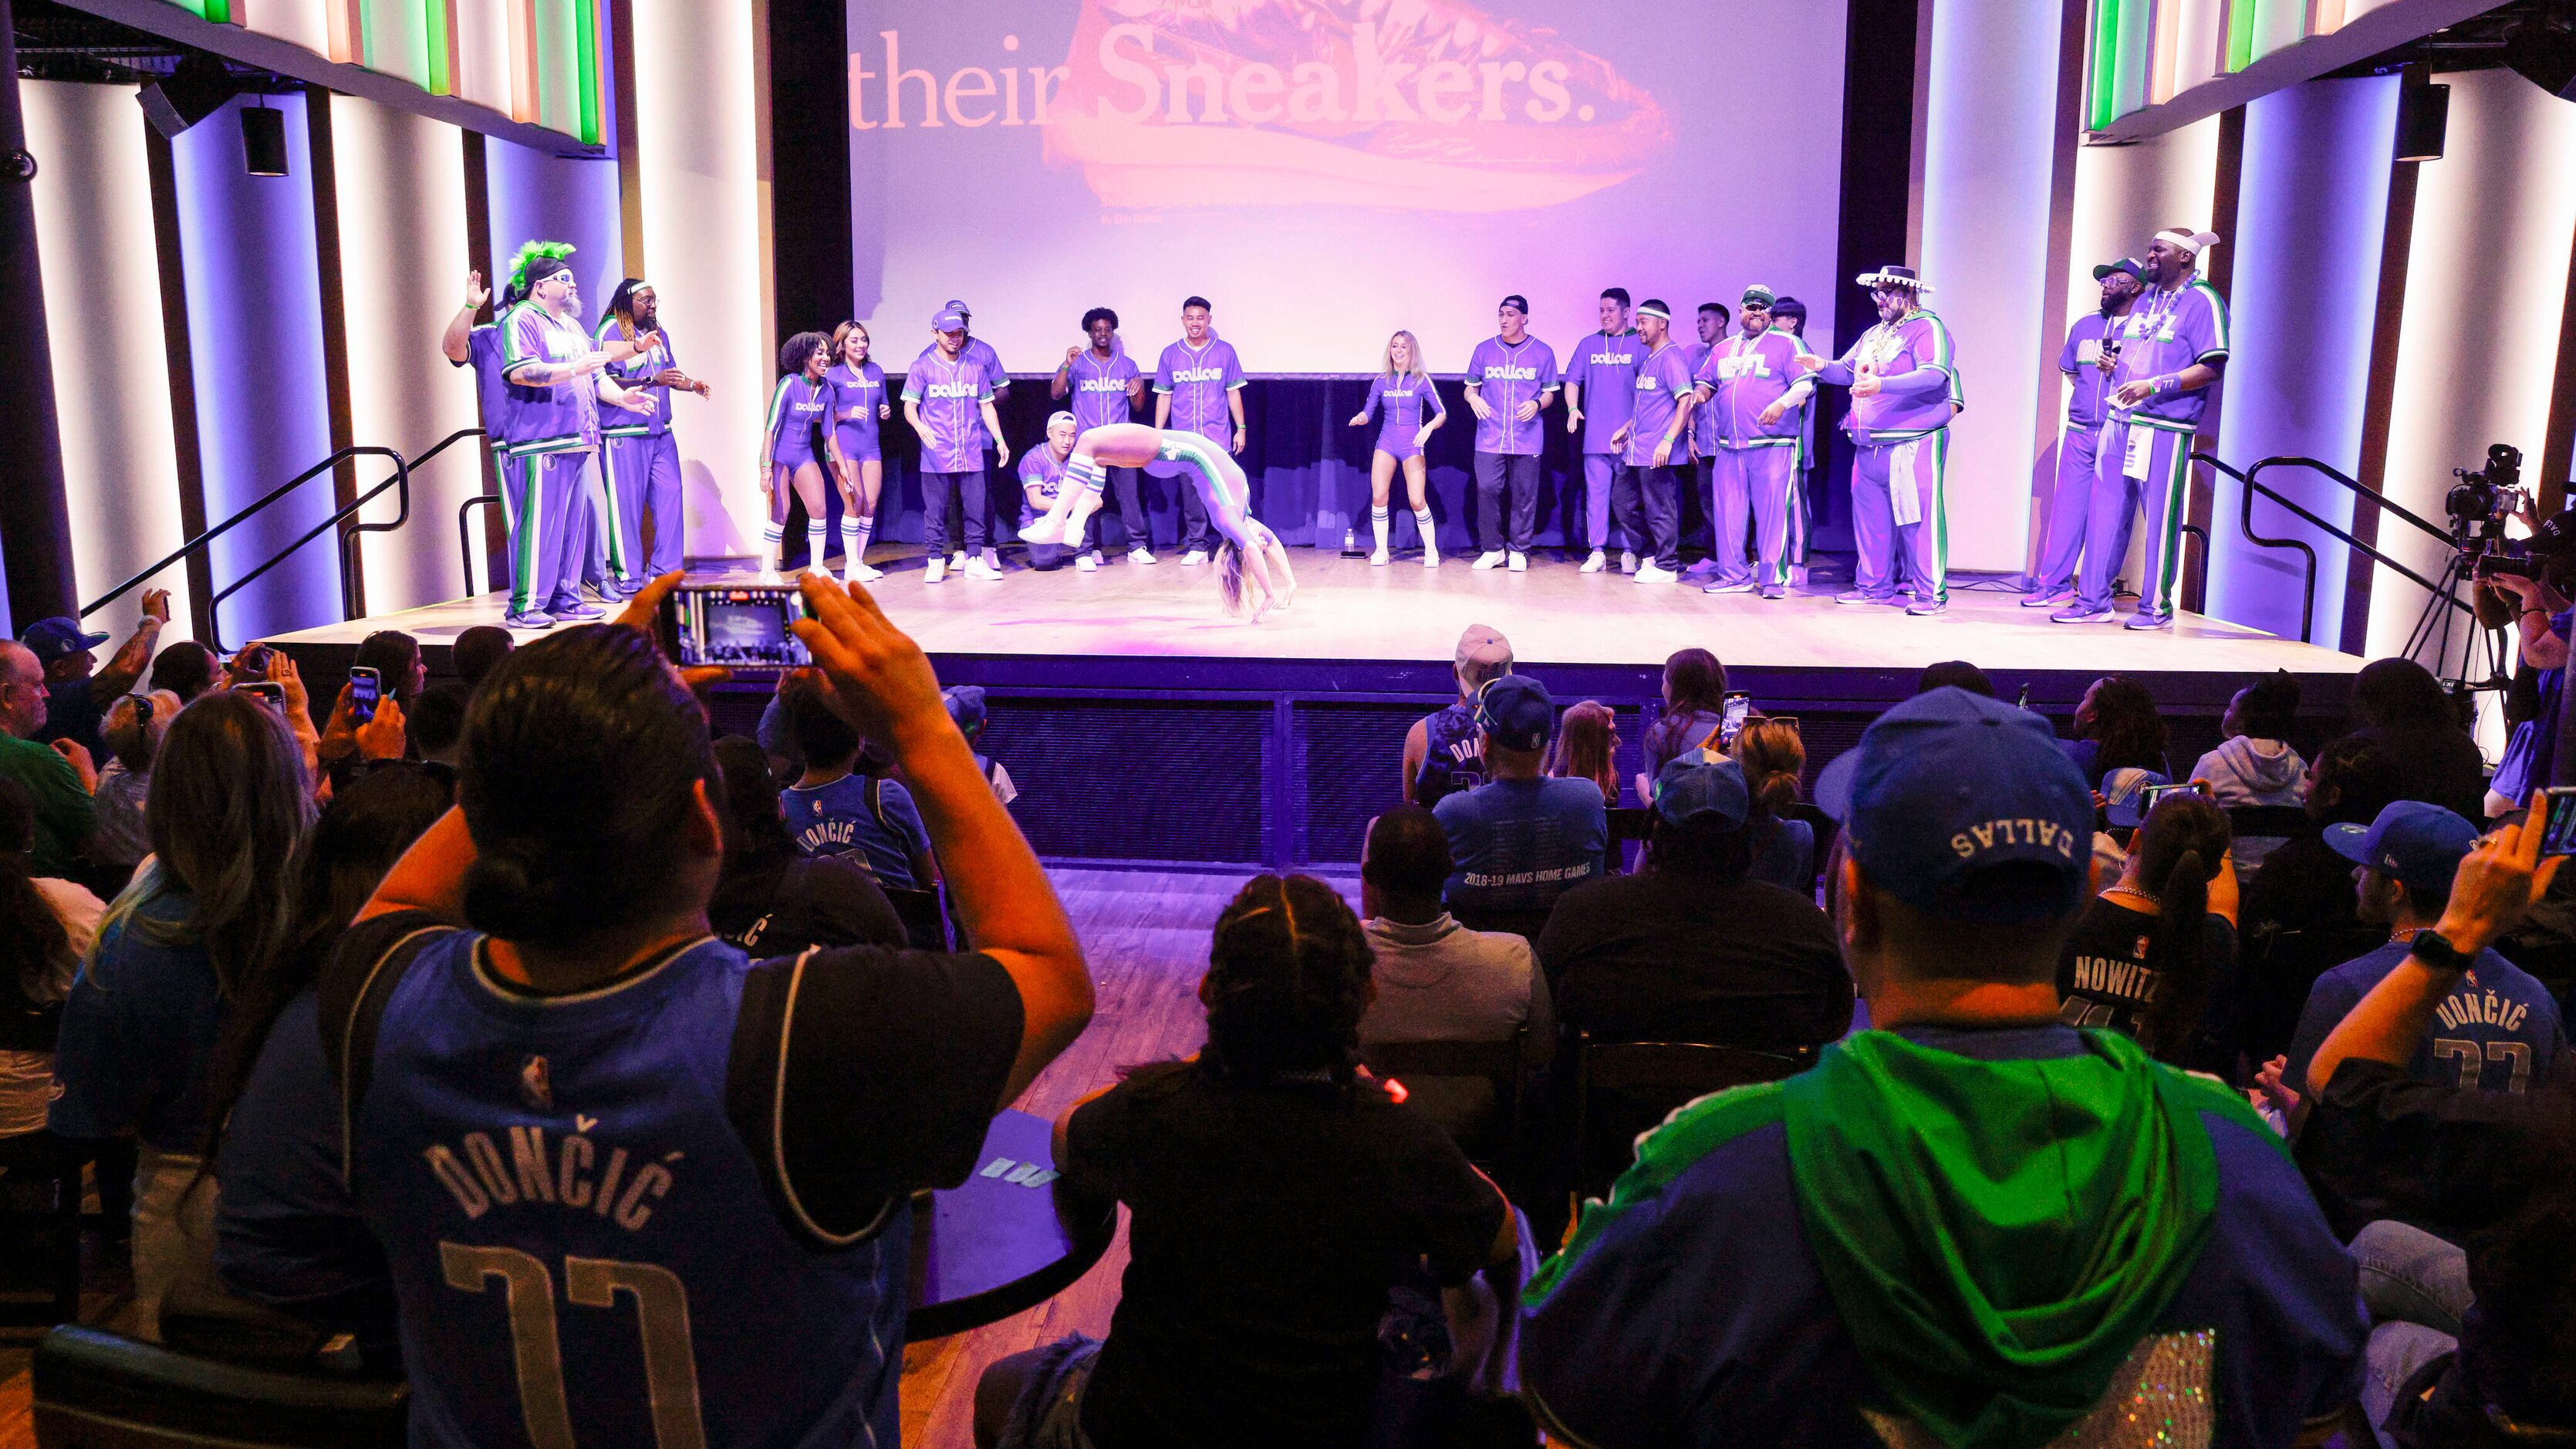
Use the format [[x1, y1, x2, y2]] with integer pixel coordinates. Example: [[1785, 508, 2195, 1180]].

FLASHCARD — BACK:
[[2196, 451, 2473, 645], [79, 444, 404, 621], [460, 494, 508, 598], [207, 452, 412, 654], [338, 427, 483, 606]]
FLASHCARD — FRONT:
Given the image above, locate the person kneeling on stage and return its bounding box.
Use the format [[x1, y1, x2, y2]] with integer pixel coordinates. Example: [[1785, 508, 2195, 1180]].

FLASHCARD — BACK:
[[1020, 423, 1298, 622], [1018, 413, 1103, 573]]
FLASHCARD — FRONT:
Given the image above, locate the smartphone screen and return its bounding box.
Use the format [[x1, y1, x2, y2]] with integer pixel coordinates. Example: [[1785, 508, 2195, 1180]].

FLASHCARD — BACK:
[[2541, 787, 2576, 858], [658, 585, 814, 675], [2137, 781, 2210, 816], [2015, 682, 2031, 711], [349, 667, 380, 724], [1717, 692, 1752, 751], [238, 681, 285, 709]]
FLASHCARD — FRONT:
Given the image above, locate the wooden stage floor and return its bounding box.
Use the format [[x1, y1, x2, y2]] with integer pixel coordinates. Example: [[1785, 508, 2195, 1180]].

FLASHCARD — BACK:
[[268, 546, 2360, 682]]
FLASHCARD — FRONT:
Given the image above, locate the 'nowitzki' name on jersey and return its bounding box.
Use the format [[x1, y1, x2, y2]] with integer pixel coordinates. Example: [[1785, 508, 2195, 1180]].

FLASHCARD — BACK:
[[2068, 955, 2162, 1003], [423, 1124, 675, 1233]]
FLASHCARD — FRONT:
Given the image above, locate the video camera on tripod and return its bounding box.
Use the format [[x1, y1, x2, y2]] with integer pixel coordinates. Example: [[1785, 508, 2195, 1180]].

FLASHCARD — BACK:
[[2454, 444, 2560, 579]]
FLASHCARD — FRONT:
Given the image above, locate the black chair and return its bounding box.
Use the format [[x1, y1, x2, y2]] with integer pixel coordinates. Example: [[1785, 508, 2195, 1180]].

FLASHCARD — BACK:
[[1605, 807, 1653, 873], [33, 1325, 410, 1447], [882, 885, 950, 951], [1362, 1028, 1528, 1177], [1574, 1034, 1816, 1200], [2224, 805, 2310, 840], [0, 1133, 83, 1327]]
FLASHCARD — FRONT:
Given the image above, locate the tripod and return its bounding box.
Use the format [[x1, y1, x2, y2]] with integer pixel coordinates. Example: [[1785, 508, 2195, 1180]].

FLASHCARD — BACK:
[[2404, 548, 2514, 697]]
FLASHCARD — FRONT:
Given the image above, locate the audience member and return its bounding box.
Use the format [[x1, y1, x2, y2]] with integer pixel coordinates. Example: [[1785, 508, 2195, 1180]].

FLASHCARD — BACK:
[[2239, 735, 2406, 1064], [2484, 568, 2569, 815], [2058, 790, 2239, 1074], [22, 591, 169, 758], [225, 579, 1091, 1448], [1522, 686, 2365, 1444], [1542, 755, 1848, 1049], [353, 630, 429, 713], [1632, 647, 1727, 802], [1731, 717, 1816, 895], [1432, 675, 1605, 922], [974, 873, 1511, 1449], [0, 777, 103, 1156], [0, 640, 96, 876], [206, 763, 452, 1360], [1405, 623, 1512, 806], [2282, 800, 2564, 1098], [1356, 806, 1553, 1147], [779, 670, 935, 890], [1916, 659, 1995, 697], [405, 681, 470, 766], [2350, 657, 2487, 822], [149, 639, 223, 704], [49, 690, 312, 1339], [449, 624, 515, 692], [2061, 674, 2170, 788], [1544, 699, 1622, 806], [2192, 670, 2308, 808], [93, 690, 177, 873], [2294, 805, 2576, 1445], [706, 734, 906, 957], [944, 684, 1017, 806]]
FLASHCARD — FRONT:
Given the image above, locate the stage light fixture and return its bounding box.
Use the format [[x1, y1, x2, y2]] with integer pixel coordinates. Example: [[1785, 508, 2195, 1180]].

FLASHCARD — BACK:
[[2502, 10, 2576, 100], [241, 102, 289, 177], [136, 52, 235, 139], [2396, 82, 2449, 162]]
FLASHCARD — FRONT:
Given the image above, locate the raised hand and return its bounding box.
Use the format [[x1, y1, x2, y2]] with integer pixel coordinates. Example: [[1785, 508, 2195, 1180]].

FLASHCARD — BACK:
[[789, 576, 948, 752]]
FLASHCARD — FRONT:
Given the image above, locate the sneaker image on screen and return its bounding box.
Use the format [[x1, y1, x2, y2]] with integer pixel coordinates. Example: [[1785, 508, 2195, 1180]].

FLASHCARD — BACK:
[[1045, 0, 1673, 212]]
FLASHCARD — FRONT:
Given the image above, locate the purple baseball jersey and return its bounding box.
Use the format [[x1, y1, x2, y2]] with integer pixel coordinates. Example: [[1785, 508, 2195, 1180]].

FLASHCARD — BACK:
[[1361, 373, 1447, 454], [1694, 330, 1806, 448], [902, 353, 996, 473], [1564, 329, 1642, 455], [764, 373, 833, 468], [596, 319, 674, 438], [1067, 346, 1141, 433], [2106, 281, 2229, 429], [1154, 337, 1247, 448], [1018, 445, 1069, 504], [1684, 341, 1720, 455], [826, 360, 888, 461], [1803, 311, 1962, 442], [2058, 311, 2117, 429], [1464, 335, 1560, 456], [1624, 341, 1697, 467]]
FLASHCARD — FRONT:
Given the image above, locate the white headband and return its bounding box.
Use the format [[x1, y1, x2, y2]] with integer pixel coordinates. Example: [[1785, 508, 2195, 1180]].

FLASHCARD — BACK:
[[2155, 229, 2221, 254]]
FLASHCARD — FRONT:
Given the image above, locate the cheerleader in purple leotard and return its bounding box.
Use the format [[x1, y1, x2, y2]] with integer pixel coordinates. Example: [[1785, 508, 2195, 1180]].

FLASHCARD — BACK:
[[1347, 329, 1448, 567], [758, 332, 846, 579], [825, 320, 892, 583]]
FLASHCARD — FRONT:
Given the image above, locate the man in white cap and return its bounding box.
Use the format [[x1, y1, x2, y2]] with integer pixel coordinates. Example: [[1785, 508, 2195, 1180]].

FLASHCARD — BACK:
[[1782, 265, 1961, 616], [2024, 258, 2142, 612], [2054, 228, 2230, 630]]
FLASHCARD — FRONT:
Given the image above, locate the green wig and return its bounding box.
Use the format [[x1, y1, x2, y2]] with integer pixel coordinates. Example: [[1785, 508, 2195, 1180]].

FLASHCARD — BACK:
[[507, 240, 577, 296]]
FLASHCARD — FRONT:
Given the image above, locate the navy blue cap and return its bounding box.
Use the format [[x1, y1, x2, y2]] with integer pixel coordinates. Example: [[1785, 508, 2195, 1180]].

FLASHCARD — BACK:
[[2326, 800, 2479, 900], [19, 617, 110, 667], [2101, 766, 2173, 829], [2092, 257, 2145, 282], [942, 684, 988, 735], [1499, 294, 1530, 314], [1475, 674, 1553, 754], [1818, 687, 2095, 924], [1653, 755, 1749, 832]]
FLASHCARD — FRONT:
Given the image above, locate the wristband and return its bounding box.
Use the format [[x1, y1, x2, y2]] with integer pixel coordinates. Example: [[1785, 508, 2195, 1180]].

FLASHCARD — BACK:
[[2408, 931, 2476, 974], [2154, 373, 2178, 395]]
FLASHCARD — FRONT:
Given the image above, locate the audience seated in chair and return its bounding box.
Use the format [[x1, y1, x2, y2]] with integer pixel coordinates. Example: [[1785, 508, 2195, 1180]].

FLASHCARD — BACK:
[[1731, 717, 1817, 897], [0, 639, 100, 880], [1544, 700, 1622, 808], [1520, 686, 2368, 1447], [1356, 806, 1553, 1151], [2193, 670, 2308, 809], [705, 735, 906, 958], [1632, 647, 1729, 805], [1405, 623, 1513, 808], [2351, 657, 2490, 823], [778, 667, 937, 890], [2058, 789, 2240, 1076], [1434, 675, 1606, 927], [974, 873, 1515, 1449], [0, 776, 103, 1321], [944, 685, 1018, 806], [2239, 734, 2406, 1065], [2061, 674, 2173, 790]]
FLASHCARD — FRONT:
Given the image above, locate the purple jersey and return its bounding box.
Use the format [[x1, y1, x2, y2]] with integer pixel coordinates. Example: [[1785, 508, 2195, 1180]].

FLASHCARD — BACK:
[[1066, 346, 1141, 433], [764, 373, 833, 468], [1624, 341, 1697, 467], [500, 302, 602, 455], [825, 361, 887, 461], [1361, 373, 1446, 454], [2105, 280, 2228, 430], [1694, 330, 1806, 448], [2058, 311, 2117, 429], [902, 353, 997, 473], [1018, 446, 1069, 505], [1564, 329, 1642, 455], [1684, 341, 1720, 455], [1464, 335, 1559, 456], [596, 319, 674, 438], [1154, 337, 1246, 448], [1803, 310, 1962, 442]]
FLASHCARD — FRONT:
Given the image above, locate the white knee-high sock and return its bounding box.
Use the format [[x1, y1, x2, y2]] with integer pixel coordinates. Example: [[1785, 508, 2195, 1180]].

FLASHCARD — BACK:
[[841, 517, 866, 577], [1413, 508, 1437, 548], [1372, 506, 1390, 554], [806, 521, 827, 575], [760, 522, 784, 574]]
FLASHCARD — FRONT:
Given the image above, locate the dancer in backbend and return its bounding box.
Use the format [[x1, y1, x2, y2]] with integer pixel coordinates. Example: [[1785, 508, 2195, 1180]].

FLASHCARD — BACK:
[[825, 321, 892, 583], [758, 331, 846, 579], [1021, 423, 1297, 621], [1348, 329, 1447, 568]]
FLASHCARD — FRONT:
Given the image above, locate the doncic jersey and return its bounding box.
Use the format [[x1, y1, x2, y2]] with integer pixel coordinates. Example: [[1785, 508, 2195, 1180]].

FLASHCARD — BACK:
[[1414, 702, 1484, 808]]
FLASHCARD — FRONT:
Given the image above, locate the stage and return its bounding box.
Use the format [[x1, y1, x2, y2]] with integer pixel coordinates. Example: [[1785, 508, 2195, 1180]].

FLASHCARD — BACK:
[[266, 547, 2365, 868]]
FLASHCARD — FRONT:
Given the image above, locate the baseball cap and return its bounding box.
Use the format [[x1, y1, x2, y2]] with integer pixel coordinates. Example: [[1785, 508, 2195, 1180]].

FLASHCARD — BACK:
[[1499, 293, 1530, 314], [944, 298, 971, 316], [931, 308, 966, 332], [20, 617, 109, 667], [942, 684, 988, 735], [2100, 766, 2173, 829], [1652, 755, 1750, 833], [2326, 800, 2479, 900], [1453, 623, 1511, 672], [1740, 284, 1776, 309], [1816, 687, 2095, 924], [2092, 258, 2144, 282], [1474, 674, 1554, 755]]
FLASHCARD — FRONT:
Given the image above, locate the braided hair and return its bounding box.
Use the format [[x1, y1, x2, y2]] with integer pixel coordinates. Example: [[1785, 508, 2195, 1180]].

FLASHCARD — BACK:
[[1198, 873, 1375, 1095]]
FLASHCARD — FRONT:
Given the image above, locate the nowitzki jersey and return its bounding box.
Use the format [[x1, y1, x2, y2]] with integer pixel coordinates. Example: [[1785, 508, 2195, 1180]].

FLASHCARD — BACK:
[[328, 913, 1025, 1449]]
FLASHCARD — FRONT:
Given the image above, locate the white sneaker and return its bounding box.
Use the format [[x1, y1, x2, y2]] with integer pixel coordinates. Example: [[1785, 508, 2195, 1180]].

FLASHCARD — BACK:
[[846, 563, 885, 584], [1472, 550, 1507, 570], [1423, 549, 1442, 570], [757, 568, 784, 584], [1579, 550, 1607, 574], [1507, 552, 1528, 573], [983, 548, 1001, 569], [1621, 551, 1639, 575], [949, 550, 968, 571], [965, 557, 1003, 581], [1075, 552, 1099, 573], [1128, 547, 1158, 566], [1635, 563, 1677, 583], [1181, 549, 1210, 567], [1370, 548, 1391, 566], [924, 558, 947, 584]]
